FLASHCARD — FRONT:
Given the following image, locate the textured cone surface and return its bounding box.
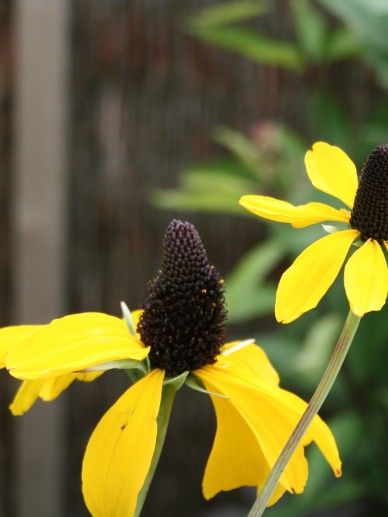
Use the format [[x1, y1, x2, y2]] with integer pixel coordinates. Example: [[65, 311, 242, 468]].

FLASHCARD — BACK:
[[138, 220, 227, 376], [350, 144, 388, 240]]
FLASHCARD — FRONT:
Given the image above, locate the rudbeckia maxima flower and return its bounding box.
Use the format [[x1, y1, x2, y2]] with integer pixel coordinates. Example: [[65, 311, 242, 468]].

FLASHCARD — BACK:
[[240, 142, 388, 323], [3, 220, 341, 516]]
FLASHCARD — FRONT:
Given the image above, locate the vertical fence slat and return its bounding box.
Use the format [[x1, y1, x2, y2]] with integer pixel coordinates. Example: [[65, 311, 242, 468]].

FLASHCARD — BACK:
[[13, 1, 68, 515], [0, 1, 14, 515]]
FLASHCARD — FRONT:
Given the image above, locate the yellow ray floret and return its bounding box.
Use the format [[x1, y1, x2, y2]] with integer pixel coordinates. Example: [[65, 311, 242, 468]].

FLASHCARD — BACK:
[[82, 369, 164, 517], [220, 341, 280, 387], [344, 239, 388, 316], [304, 142, 358, 208], [275, 230, 359, 323], [10, 372, 104, 415], [0, 325, 40, 367], [6, 312, 149, 380], [239, 196, 350, 228], [195, 344, 341, 503]]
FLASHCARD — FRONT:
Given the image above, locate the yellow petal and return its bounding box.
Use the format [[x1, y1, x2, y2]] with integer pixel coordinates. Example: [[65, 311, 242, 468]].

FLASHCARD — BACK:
[[9, 380, 45, 416], [75, 371, 104, 382], [131, 309, 143, 332], [344, 240, 388, 316], [273, 389, 341, 478], [196, 364, 339, 501], [6, 313, 149, 380], [240, 195, 350, 228], [276, 230, 359, 323], [197, 360, 341, 499], [39, 374, 78, 401], [10, 372, 105, 416], [200, 383, 288, 505], [305, 142, 358, 208], [0, 325, 40, 367], [82, 369, 164, 517], [219, 342, 279, 386]]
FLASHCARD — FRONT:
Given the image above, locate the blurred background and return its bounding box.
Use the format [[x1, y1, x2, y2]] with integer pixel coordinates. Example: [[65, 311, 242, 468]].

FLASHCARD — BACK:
[[1, 0, 388, 516]]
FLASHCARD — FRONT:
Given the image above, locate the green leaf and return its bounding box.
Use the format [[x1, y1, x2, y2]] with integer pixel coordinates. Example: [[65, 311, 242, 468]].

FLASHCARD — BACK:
[[376, 387, 388, 411], [190, 26, 304, 70], [212, 126, 262, 173], [364, 52, 388, 89], [152, 189, 249, 215], [364, 102, 388, 147], [188, 0, 268, 29], [318, 0, 388, 86], [226, 240, 284, 322], [325, 27, 360, 62], [293, 313, 342, 379], [290, 0, 328, 62], [306, 90, 350, 147], [183, 160, 260, 181], [318, 0, 388, 52], [152, 160, 259, 216], [182, 169, 256, 195]]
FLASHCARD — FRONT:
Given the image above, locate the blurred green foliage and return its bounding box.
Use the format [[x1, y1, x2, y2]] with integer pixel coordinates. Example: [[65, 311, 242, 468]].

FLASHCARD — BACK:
[[154, 1, 388, 514]]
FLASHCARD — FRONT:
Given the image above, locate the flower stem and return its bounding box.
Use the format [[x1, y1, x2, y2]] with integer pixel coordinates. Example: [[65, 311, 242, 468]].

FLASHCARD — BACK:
[[248, 310, 361, 517], [135, 383, 176, 517]]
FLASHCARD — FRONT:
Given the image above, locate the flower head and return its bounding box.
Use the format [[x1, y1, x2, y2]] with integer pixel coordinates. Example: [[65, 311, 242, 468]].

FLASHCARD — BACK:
[[138, 219, 227, 375], [2, 220, 341, 515], [240, 142, 388, 323]]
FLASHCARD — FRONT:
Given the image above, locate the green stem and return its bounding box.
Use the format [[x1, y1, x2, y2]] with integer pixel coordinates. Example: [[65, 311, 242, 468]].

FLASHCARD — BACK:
[[134, 383, 176, 517], [248, 311, 361, 517]]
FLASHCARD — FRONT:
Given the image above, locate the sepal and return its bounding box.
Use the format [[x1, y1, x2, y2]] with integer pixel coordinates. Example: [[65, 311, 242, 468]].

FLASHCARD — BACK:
[[121, 301, 137, 336], [163, 371, 189, 390], [186, 374, 228, 398]]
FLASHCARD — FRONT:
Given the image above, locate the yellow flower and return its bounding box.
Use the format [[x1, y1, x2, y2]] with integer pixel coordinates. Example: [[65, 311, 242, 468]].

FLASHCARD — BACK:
[[3, 220, 341, 516], [240, 142, 388, 323], [1, 313, 146, 415]]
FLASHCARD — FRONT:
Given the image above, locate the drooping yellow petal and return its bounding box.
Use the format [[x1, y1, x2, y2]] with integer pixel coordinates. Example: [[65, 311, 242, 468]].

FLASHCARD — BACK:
[[196, 362, 340, 503], [75, 371, 104, 383], [200, 384, 288, 505], [304, 142, 358, 208], [6, 313, 149, 380], [10, 379, 46, 416], [0, 325, 40, 367], [219, 342, 279, 386], [276, 229, 359, 323], [239, 195, 350, 228], [39, 374, 78, 401], [10, 371, 105, 416], [39, 371, 104, 400], [273, 389, 341, 478], [82, 369, 164, 517], [344, 240, 388, 316]]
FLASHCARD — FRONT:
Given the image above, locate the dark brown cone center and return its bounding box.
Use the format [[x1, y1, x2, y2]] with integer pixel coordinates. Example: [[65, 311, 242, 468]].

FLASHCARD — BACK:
[[137, 220, 227, 377], [350, 144, 388, 241]]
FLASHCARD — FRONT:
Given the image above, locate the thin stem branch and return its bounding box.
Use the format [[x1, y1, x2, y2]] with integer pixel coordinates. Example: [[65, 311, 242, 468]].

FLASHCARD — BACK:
[[248, 311, 361, 517], [135, 383, 176, 517]]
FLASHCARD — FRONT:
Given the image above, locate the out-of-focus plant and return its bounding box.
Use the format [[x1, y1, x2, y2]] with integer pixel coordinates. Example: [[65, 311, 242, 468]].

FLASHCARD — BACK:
[[318, 0, 388, 87], [154, 0, 388, 514], [187, 0, 359, 70], [154, 124, 306, 214]]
